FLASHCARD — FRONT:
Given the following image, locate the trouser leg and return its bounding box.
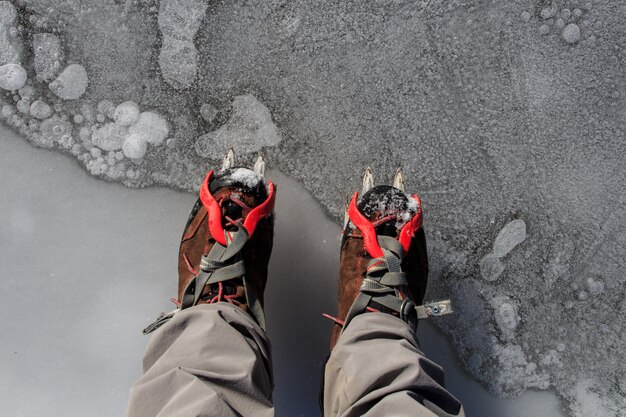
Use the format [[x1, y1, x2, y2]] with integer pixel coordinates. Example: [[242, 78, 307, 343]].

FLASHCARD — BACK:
[[127, 303, 274, 417], [324, 313, 464, 417]]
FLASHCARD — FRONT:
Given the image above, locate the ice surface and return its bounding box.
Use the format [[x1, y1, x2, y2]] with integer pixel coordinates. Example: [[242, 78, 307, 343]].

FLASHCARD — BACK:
[[1, 0, 625, 415]]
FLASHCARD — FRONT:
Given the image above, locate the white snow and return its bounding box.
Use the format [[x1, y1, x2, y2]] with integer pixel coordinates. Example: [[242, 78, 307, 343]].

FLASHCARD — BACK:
[[228, 167, 263, 188]]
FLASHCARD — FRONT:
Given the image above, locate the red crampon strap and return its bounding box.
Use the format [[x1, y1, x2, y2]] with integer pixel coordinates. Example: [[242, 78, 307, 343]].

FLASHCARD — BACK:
[[199, 170, 276, 246], [347, 191, 423, 258]]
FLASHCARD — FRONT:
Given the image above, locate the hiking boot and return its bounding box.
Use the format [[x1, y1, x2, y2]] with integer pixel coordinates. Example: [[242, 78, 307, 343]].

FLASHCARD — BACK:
[[144, 150, 276, 334], [326, 168, 451, 349]]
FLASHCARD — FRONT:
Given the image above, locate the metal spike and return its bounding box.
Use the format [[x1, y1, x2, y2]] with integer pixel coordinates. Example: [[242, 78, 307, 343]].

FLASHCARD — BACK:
[[253, 154, 266, 177], [221, 148, 235, 171], [393, 167, 405, 191], [361, 167, 374, 194]]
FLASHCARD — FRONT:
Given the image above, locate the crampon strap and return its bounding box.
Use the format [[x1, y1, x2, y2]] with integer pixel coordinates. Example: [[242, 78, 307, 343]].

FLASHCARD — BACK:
[[143, 226, 266, 334], [326, 236, 453, 333]]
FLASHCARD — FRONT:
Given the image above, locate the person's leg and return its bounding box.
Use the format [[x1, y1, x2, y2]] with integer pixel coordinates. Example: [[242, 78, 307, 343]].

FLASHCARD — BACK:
[[323, 170, 464, 417], [127, 154, 277, 416], [127, 304, 273, 417], [324, 313, 462, 417]]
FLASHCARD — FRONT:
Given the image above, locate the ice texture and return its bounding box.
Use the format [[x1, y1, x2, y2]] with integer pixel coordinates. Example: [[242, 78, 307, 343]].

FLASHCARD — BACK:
[[493, 219, 527, 257], [49, 64, 88, 99], [128, 111, 169, 145], [0, 1, 20, 65], [1, 0, 625, 415], [113, 101, 140, 127], [158, 0, 207, 89], [0, 62, 26, 90], [196, 94, 281, 157], [91, 122, 128, 151], [32, 33, 63, 81]]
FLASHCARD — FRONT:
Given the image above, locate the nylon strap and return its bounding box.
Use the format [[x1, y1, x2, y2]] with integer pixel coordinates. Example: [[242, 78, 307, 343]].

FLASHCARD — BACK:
[[143, 226, 267, 334], [341, 235, 453, 333]]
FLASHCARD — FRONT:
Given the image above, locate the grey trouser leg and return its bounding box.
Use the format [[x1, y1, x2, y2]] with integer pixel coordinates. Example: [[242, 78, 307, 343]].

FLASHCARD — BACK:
[[324, 313, 465, 417], [127, 303, 274, 417]]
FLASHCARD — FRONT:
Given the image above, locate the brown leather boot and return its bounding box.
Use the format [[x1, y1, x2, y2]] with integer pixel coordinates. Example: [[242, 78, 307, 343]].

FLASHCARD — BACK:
[[144, 153, 276, 334], [327, 169, 451, 349]]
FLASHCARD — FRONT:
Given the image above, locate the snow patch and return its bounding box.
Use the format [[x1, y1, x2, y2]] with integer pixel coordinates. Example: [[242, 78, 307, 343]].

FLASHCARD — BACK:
[[228, 168, 263, 189]]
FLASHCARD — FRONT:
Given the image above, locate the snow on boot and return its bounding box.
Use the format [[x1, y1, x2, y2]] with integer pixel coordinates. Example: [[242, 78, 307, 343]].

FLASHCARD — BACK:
[[326, 168, 452, 350], [144, 151, 276, 333]]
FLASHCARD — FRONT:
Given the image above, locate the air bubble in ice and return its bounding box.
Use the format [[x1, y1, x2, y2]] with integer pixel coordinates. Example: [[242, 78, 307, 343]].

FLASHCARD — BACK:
[[40, 116, 72, 144], [128, 111, 169, 145], [122, 133, 148, 160], [30, 99, 53, 120], [91, 122, 129, 151], [200, 103, 217, 122], [49, 64, 88, 100], [520, 11, 530, 22], [0, 63, 27, 90], [562, 23, 581, 44], [113, 101, 140, 126]]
